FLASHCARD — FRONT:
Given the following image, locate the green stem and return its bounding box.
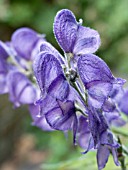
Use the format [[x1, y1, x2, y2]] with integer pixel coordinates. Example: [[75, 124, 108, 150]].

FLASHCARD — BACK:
[[120, 159, 126, 170], [72, 81, 87, 105], [112, 128, 128, 137], [75, 107, 88, 117]]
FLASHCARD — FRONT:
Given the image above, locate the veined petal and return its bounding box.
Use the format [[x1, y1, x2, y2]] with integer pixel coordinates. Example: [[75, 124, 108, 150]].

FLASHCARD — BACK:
[[73, 26, 101, 55], [88, 82, 112, 108], [111, 148, 120, 166], [102, 98, 116, 112], [48, 75, 69, 101], [104, 110, 126, 127], [45, 100, 76, 131], [29, 104, 53, 131], [77, 116, 90, 149], [11, 27, 40, 60], [100, 131, 120, 148], [54, 9, 78, 53], [77, 54, 115, 108], [97, 145, 110, 170], [33, 52, 63, 94], [40, 42, 65, 64], [77, 54, 114, 87], [7, 71, 36, 106], [88, 108, 108, 146]]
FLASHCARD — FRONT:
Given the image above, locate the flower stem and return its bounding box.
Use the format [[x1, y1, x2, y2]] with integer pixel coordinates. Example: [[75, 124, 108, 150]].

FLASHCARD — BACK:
[[112, 128, 128, 137]]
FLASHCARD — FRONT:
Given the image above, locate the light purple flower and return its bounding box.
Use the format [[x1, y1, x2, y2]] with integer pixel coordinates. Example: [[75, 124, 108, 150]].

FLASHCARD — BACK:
[[54, 9, 100, 55], [33, 52, 79, 143], [104, 109, 126, 127], [77, 53, 126, 109], [11, 27, 45, 60], [78, 109, 120, 170], [0, 57, 8, 94], [7, 71, 37, 107], [118, 90, 128, 115], [29, 104, 54, 131], [40, 41, 65, 64]]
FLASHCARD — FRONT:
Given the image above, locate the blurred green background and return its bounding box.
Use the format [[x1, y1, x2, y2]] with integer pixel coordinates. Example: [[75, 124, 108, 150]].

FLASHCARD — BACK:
[[0, 0, 128, 169]]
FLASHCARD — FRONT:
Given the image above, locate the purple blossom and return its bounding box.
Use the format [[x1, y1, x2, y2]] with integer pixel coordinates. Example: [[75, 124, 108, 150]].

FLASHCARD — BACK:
[[78, 111, 120, 170], [7, 71, 37, 107], [118, 90, 128, 115], [104, 109, 126, 127], [54, 9, 100, 55], [0, 41, 9, 60], [40, 41, 65, 64], [33, 52, 79, 142], [11, 27, 45, 60], [0, 57, 8, 94], [29, 104, 54, 131], [77, 53, 126, 109]]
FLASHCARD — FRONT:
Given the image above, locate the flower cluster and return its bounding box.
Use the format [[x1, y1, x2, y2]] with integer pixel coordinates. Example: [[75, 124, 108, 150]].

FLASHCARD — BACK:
[[0, 27, 45, 107], [0, 9, 128, 170], [32, 9, 128, 170]]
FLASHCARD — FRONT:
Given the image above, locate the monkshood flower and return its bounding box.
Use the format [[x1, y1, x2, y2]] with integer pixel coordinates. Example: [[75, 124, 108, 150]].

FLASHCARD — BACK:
[[77, 53, 126, 109], [78, 111, 120, 170], [7, 71, 37, 107], [54, 9, 100, 56], [11, 27, 45, 61], [33, 52, 78, 141], [29, 104, 53, 131]]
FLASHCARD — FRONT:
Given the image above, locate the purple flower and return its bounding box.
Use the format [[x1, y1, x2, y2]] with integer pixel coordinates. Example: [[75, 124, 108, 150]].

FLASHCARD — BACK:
[[104, 109, 126, 127], [11, 27, 45, 60], [29, 104, 54, 131], [40, 41, 65, 64], [118, 90, 128, 115], [0, 41, 9, 60], [33, 52, 64, 95], [33, 52, 79, 142], [7, 71, 37, 107], [78, 110, 120, 170], [77, 53, 126, 109], [54, 9, 100, 55], [0, 57, 8, 94]]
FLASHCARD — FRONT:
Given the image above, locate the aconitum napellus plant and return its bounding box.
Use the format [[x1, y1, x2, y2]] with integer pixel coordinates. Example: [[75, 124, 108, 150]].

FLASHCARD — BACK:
[[0, 9, 128, 170]]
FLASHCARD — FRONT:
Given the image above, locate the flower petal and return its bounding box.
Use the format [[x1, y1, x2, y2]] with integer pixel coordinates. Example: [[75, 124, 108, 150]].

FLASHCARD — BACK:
[[33, 52, 63, 94], [48, 74, 69, 101], [0, 58, 8, 94], [0, 41, 9, 59], [77, 54, 114, 87], [88, 82, 112, 108], [77, 116, 90, 149], [7, 71, 36, 106], [29, 104, 53, 131], [118, 90, 128, 115], [88, 108, 108, 146], [97, 145, 110, 170], [111, 148, 120, 166], [45, 100, 76, 131], [54, 9, 78, 53], [77, 54, 114, 108], [11, 27, 39, 60], [73, 26, 101, 55], [104, 110, 126, 127], [40, 42, 65, 64]]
